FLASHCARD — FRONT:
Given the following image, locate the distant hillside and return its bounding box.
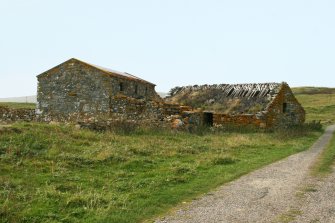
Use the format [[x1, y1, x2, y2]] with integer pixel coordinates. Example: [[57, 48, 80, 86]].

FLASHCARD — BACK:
[[0, 95, 37, 103], [292, 87, 335, 95], [293, 87, 335, 124], [291, 87, 335, 124]]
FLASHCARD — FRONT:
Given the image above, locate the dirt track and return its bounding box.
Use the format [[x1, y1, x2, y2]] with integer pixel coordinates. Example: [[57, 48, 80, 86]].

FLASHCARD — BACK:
[[156, 125, 335, 223]]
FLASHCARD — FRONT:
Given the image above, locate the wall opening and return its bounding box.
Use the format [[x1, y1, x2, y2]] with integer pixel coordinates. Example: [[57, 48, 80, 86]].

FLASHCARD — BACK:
[[135, 85, 138, 94], [283, 102, 287, 113], [203, 112, 213, 126], [119, 83, 124, 92]]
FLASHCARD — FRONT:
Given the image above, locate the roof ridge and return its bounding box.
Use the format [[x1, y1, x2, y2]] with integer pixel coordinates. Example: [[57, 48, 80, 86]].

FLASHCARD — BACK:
[[38, 58, 155, 86]]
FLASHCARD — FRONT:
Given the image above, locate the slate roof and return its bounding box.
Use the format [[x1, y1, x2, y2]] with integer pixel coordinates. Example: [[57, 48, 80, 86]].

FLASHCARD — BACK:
[[37, 58, 155, 86]]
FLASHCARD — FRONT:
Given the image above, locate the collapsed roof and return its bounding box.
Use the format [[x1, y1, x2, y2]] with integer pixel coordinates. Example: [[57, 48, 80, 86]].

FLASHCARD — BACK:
[[166, 83, 284, 114]]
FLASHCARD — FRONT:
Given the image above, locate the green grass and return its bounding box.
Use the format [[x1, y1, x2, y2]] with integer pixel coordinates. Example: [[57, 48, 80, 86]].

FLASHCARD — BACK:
[[291, 87, 335, 124], [0, 102, 36, 109], [0, 123, 321, 223], [312, 131, 335, 175]]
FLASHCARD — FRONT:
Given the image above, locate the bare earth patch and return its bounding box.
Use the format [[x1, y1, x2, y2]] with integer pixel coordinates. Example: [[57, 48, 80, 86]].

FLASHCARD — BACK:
[[156, 125, 335, 223]]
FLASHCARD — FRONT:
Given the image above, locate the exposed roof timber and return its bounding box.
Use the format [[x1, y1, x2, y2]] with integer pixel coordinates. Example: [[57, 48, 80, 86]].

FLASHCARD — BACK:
[[174, 83, 283, 99]]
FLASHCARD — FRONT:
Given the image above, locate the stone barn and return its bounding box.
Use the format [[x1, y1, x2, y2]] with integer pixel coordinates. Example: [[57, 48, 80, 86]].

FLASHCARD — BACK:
[[166, 83, 305, 128], [37, 58, 162, 120]]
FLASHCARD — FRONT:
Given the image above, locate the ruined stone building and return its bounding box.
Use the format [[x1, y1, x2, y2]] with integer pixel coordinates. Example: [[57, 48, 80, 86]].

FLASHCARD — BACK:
[[166, 83, 305, 128], [37, 58, 163, 120], [35, 58, 305, 129]]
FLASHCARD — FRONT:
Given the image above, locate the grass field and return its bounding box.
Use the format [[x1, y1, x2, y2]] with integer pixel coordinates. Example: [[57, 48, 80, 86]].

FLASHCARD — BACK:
[[0, 102, 36, 109], [292, 87, 335, 124], [0, 123, 321, 223], [0, 87, 334, 222]]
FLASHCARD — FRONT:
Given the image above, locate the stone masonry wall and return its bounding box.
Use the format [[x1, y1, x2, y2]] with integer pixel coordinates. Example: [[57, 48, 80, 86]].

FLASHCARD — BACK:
[[213, 113, 267, 128], [265, 83, 305, 128], [35, 95, 190, 130]]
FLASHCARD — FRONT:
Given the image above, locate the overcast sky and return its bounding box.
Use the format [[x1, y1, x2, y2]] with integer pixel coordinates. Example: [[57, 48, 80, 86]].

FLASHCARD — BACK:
[[0, 0, 334, 97]]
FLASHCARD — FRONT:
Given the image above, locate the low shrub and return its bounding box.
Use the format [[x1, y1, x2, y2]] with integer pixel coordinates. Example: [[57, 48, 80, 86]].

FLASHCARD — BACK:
[[304, 120, 323, 131]]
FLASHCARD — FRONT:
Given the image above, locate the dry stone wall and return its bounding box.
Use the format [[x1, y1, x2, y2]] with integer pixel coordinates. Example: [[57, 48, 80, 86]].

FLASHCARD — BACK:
[[213, 113, 266, 128], [0, 102, 192, 131], [34, 95, 193, 130], [0, 106, 36, 123]]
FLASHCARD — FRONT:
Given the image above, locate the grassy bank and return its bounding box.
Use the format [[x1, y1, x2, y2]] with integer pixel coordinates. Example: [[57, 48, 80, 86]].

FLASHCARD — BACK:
[[295, 94, 335, 124], [0, 123, 321, 223], [312, 131, 335, 176], [0, 102, 36, 109], [292, 87, 335, 95], [292, 87, 335, 124]]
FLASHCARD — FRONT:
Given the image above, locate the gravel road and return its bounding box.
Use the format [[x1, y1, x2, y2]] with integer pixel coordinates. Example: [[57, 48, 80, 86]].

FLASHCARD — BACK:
[[156, 125, 335, 223], [292, 168, 335, 223]]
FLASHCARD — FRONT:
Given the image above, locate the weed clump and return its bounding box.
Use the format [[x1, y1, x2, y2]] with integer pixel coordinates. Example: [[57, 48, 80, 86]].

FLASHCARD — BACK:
[[212, 156, 239, 165]]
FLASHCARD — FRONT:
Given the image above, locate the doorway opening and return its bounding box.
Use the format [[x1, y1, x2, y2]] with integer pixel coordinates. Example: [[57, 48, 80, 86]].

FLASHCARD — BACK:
[[203, 112, 213, 127]]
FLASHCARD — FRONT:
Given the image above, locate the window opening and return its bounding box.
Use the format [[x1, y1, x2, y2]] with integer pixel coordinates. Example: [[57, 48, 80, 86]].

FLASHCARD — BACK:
[[283, 103, 287, 113], [119, 82, 124, 92]]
